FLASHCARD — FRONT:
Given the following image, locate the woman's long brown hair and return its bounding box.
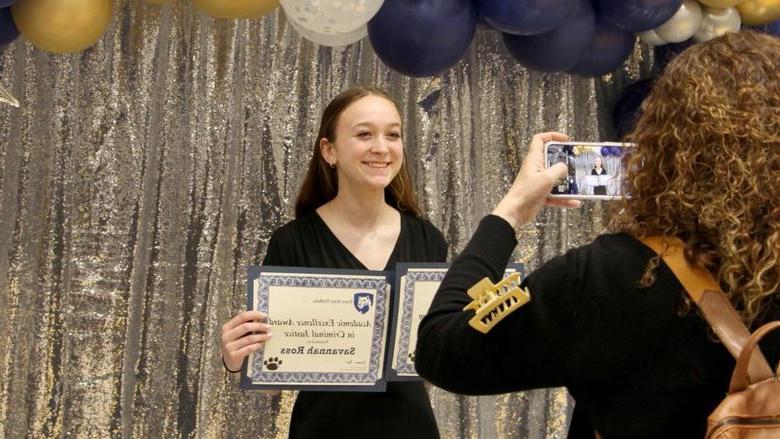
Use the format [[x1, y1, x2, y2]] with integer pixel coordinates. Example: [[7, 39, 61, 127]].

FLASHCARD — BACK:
[[613, 31, 780, 325], [294, 86, 421, 218]]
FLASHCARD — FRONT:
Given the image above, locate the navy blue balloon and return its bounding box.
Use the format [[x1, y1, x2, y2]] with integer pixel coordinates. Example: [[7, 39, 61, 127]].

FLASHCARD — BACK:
[[600, 146, 610, 156], [567, 20, 636, 77], [753, 20, 780, 37], [653, 38, 695, 70], [0, 7, 19, 47], [476, 0, 575, 35], [0, 0, 17, 7], [613, 78, 655, 138], [595, 0, 681, 32], [503, 0, 595, 72], [368, 0, 477, 77]]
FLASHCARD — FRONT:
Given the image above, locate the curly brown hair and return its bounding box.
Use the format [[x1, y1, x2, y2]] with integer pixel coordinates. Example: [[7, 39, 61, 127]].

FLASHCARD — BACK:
[[613, 31, 780, 325]]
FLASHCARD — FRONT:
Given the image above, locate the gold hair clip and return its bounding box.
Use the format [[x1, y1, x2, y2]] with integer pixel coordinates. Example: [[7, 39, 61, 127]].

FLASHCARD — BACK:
[[0, 84, 19, 108], [462, 273, 530, 334]]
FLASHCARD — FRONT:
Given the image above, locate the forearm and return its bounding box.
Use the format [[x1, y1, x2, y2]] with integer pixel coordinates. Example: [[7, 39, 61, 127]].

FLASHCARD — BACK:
[[415, 215, 521, 394]]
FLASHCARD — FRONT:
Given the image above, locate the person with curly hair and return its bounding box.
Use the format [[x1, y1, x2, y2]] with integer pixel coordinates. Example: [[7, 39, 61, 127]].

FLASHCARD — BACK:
[[414, 31, 780, 438]]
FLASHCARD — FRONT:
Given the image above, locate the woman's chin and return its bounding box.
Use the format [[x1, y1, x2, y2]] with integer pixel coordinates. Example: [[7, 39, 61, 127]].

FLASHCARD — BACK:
[[360, 176, 395, 190]]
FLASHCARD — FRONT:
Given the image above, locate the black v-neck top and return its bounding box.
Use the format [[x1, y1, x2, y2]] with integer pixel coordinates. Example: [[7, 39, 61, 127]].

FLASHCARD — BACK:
[[263, 210, 447, 439]]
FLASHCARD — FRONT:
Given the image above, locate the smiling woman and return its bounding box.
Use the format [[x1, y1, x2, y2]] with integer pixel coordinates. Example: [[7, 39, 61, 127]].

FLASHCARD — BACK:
[[219, 86, 447, 438]]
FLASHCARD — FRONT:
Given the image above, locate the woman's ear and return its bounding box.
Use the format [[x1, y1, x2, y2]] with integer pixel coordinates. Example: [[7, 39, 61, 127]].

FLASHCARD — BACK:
[[320, 137, 336, 167]]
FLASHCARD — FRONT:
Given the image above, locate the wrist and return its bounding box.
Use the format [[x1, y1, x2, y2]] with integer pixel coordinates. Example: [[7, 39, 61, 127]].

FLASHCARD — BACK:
[[222, 355, 242, 373], [492, 195, 528, 229]]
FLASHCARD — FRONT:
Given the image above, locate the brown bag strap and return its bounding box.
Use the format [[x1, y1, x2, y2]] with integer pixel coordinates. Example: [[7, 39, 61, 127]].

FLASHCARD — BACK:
[[730, 321, 780, 392], [639, 236, 774, 383]]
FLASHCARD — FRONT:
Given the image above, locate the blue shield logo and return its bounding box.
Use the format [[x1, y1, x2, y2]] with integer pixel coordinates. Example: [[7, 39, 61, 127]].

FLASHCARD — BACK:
[[353, 292, 373, 314]]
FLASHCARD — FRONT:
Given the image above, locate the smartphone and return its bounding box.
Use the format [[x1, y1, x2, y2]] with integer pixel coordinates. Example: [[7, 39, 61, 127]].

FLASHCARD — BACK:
[[544, 141, 635, 200]]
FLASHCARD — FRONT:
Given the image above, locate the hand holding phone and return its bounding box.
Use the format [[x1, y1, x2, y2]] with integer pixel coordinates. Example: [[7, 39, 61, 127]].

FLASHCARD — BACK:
[[492, 132, 580, 229]]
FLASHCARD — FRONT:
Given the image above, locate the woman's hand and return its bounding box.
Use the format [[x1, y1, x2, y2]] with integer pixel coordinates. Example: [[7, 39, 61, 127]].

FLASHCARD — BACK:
[[221, 311, 272, 372], [492, 132, 581, 229]]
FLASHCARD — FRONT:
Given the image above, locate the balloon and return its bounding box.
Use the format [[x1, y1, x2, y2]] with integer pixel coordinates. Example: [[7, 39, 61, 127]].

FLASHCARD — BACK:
[[653, 38, 696, 68], [0, 0, 17, 7], [601, 146, 610, 156], [0, 7, 19, 46], [573, 146, 582, 155], [567, 19, 636, 77], [281, 0, 384, 34], [595, 0, 682, 32], [694, 6, 740, 42], [737, 0, 780, 25], [700, 0, 742, 6], [475, 0, 575, 35], [502, 0, 595, 72], [289, 17, 367, 47], [613, 78, 655, 138], [11, 0, 112, 54], [367, 0, 477, 77], [654, 0, 702, 43], [610, 146, 623, 155], [192, 0, 279, 19], [752, 19, 780, 35], [639, 29, 668, 45]]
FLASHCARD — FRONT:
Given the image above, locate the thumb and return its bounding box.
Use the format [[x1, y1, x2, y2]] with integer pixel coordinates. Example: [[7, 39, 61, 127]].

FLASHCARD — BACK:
[[546, 162, 569, 182]]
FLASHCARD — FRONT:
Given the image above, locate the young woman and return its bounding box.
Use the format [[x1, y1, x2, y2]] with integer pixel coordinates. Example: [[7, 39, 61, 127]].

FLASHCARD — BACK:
[[221, 87, 446, 438], [415, 31, 779, 438], [590, 156, 608, 195]]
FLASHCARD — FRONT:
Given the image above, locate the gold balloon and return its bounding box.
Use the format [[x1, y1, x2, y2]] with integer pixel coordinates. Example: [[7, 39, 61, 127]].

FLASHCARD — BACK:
[[192, 0, 279, 19], [11, 0, 112, 54], [737, 0, 780, 25], [699, 0, 744, 7]]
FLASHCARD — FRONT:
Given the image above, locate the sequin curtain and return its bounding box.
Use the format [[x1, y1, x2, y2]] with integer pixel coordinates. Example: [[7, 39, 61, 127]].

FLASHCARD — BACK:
[[0, 1, 657, 437]]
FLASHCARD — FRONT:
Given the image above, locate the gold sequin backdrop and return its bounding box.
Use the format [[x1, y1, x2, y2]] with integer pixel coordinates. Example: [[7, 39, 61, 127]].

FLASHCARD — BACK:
[[0, 1, 656, 437]]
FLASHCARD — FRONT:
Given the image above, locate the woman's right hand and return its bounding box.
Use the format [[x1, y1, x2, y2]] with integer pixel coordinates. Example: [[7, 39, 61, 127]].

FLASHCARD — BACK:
[[221, 311, 272, 372]]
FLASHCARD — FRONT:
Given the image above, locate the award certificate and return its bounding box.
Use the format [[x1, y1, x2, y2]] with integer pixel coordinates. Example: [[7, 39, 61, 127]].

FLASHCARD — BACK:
[[241, 266, 392, 391]]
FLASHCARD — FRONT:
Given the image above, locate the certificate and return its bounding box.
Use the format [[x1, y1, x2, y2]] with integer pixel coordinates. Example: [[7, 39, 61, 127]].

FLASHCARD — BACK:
[[241, 266, 392, 391], [386, 263, 525, 381]]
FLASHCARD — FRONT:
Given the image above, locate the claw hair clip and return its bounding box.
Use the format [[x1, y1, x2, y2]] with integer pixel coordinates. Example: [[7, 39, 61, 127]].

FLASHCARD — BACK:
[[462, 273, 530, 334]]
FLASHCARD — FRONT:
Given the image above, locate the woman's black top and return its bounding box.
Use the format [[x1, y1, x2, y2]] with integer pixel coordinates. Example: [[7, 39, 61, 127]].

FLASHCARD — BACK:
[[415, 215, 780, 438], [263, 210, 447, 439]]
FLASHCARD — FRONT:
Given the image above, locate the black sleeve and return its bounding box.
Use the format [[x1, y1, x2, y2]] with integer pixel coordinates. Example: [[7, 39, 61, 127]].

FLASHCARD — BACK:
[[415, 215, 579, 395]]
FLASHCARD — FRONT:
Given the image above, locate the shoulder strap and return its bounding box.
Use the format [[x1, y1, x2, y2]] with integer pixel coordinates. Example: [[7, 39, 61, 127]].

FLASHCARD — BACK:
[[639, 236, 773, 383]]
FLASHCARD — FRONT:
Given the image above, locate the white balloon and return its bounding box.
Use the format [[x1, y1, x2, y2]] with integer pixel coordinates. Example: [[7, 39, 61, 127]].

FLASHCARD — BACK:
[[694, 6, 741, 42], [655, 0, 702, 43], [288, 16, 367, 47], [281, 0, 384, 34], [639, 29, 668, 46]]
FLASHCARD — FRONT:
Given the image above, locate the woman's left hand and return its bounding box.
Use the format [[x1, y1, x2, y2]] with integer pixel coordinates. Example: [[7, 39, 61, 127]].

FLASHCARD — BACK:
[[492, 132, 581, 229]]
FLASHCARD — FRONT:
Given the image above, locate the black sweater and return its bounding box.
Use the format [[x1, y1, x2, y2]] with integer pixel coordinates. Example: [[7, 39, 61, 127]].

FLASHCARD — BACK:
[[264, 211, 446, 439], [416, 215, 780, 438]]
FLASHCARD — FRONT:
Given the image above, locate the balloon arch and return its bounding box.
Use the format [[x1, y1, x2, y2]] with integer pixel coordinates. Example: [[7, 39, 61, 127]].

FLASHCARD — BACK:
[[0, 0, 778, 79]]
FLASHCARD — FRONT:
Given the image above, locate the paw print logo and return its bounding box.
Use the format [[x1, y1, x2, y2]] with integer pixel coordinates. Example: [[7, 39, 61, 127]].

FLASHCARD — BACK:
[[264, 357, 283, 371], [407, 351, 416, 363]]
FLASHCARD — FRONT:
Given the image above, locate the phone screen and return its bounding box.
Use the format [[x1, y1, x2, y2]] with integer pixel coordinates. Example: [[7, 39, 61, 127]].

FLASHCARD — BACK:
[[545, 142, 634, 199]]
